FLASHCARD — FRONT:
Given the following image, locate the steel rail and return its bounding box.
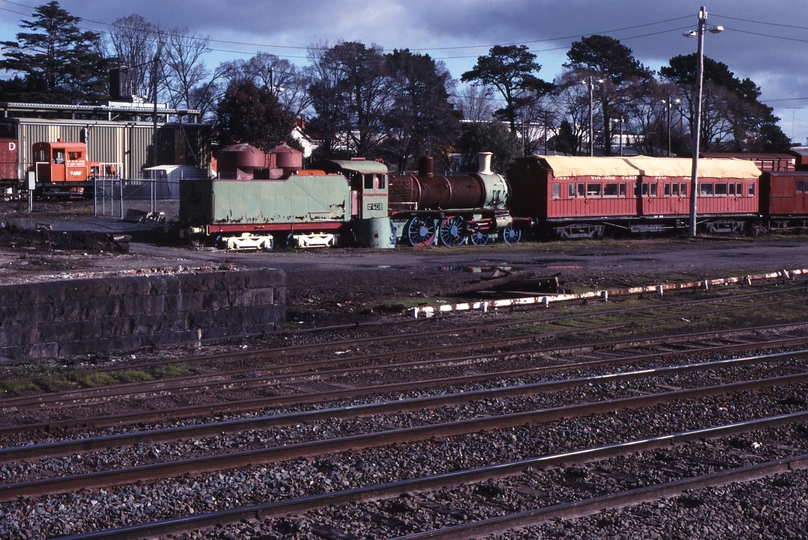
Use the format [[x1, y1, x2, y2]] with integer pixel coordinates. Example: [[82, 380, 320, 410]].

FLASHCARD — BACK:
[[2, 370, 808, 502], [3, 319, 807, 413], [2, 351, 805, 464], [51, 412, 808, 540], [3, 333, 808, 436]]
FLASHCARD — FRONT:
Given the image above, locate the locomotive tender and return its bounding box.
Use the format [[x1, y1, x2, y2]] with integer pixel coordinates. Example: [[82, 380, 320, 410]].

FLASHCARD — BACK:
[[179, 143, 393, 250]]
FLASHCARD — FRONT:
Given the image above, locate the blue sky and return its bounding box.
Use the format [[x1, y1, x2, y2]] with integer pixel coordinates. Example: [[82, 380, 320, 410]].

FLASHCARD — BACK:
[[2, 0, 808, 142]]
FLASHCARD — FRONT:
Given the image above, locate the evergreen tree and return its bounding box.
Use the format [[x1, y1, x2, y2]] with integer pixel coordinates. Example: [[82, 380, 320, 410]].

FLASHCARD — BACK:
[[0, 1, 111, 104], [214, 81, 296, 151]]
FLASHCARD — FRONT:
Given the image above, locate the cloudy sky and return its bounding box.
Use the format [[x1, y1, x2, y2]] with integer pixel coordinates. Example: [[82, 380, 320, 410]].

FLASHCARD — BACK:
[[2, 0, 808, 142]]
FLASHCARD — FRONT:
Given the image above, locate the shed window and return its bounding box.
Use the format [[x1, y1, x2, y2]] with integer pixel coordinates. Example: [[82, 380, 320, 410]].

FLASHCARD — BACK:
[[604, 183, 618, 196], [587, 183, 601, 196], [552, 183, 561, 199]]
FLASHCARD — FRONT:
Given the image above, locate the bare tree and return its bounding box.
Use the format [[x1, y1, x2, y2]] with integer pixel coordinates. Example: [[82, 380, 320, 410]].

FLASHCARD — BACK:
[[552, 70, 593, 155], [305, 41, 390, 158], [108, 14, 158, 100], [218, 52, 310, 118], [454, 84, 496, 122], [161, 27, 211, 112]]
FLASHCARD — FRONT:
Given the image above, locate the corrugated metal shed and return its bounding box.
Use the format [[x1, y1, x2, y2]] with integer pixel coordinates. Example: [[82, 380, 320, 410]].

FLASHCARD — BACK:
[[13, 118, 210, 180]]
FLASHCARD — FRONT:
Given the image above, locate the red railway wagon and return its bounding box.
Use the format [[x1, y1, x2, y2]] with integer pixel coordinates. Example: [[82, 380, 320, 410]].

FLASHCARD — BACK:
[[699, 152, 796, 172], [759, 170, 808, 231], [0, 121, 18, 192], [507, 155, 762, 238]]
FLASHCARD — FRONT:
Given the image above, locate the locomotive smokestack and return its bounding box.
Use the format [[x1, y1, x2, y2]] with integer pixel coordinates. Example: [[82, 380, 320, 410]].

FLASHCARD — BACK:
[[478, 152, 493, 175], [419, 156, 434, 177]]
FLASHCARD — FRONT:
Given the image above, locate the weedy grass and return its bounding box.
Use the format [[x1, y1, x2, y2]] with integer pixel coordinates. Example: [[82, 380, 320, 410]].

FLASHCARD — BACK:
[[0, 379, 38, 396]]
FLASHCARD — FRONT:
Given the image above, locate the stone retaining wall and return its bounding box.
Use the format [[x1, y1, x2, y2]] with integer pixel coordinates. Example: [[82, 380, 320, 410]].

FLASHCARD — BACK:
[[0, 269, 285, 362]]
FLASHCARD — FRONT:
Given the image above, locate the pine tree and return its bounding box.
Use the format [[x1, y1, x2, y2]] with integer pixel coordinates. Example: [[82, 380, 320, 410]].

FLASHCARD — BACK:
[[0, 1, 111, 104]]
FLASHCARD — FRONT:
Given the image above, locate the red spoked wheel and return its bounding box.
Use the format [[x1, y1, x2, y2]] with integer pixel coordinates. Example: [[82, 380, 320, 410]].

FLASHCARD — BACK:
[[405, 216, 436, 247], [438, 215, 467, 246]]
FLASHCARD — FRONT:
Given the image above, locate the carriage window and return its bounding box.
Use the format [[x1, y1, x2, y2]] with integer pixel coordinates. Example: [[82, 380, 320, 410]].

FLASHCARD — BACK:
[[796, 180, 804, 193], [587, 183, 601, 196], [364, 174, 373, 189], [664, 183, 671, 196], [650, 183, 657, 197], [620, 183, 626, 196], [577, 183, 585, 197], [736, 183, 742, 195], [672, 183, 679, 196], [715, 183, 728, 196], [748, 183, 755, 196], [569, 184, 576, 197], [641, 183, 648, 196], [552, 183, 561, 199], [604, 183, 618, 196], [700, 183, 714, 195], [681, 183, 687, 196], [377, 174, 386, 189], [729, 183, 736, 195]]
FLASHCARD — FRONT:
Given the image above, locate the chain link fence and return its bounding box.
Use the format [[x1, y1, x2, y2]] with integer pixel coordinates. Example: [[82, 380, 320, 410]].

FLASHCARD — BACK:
[[94, 178, 180, 223]]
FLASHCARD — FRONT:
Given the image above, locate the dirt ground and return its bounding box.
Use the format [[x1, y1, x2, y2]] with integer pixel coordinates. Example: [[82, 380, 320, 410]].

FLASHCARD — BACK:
[[2, 199, 808, 327]]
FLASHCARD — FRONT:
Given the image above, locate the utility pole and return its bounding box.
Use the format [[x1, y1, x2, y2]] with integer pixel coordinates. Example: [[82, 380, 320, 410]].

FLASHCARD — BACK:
[[685, 7, 722, 237]]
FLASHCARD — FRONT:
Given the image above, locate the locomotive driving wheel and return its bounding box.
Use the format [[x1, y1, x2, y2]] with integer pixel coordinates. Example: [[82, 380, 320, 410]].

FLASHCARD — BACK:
[[468, 229, 490, 246], [438, 215, 467, 246], [405, 216, 436, 247], [500, 225, 523, 245]]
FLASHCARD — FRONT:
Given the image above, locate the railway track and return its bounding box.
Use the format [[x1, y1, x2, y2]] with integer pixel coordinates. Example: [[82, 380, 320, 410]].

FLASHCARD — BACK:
[[5, 366, 806, 537], [2, 324, 808, 435], [50, 415, 808, 539], [2, 282, 808, 538]]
